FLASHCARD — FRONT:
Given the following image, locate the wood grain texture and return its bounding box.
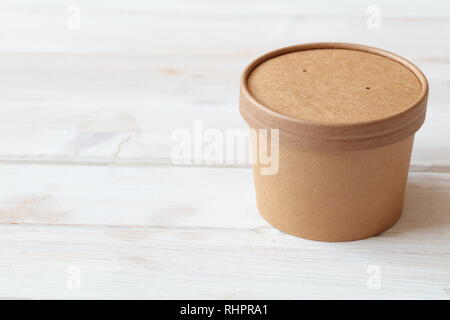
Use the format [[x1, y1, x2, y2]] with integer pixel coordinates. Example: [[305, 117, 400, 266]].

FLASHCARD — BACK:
[[0, 0, 449, 299], [0, 2, 448, 167], [0, 169, 449, 299], [0, 165, 446, 230], [0, 209, 449, 299]]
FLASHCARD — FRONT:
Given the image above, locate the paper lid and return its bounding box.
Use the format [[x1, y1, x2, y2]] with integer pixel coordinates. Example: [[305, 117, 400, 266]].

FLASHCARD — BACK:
[[239, 43, 429, 152]]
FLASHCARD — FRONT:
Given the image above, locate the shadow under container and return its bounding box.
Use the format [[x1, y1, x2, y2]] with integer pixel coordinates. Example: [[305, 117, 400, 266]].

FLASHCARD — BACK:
[[239, 43, 429, 242]]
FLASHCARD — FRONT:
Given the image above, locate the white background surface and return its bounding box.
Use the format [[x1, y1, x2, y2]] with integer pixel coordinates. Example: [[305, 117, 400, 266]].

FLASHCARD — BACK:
[[0, 0, 449, 299]]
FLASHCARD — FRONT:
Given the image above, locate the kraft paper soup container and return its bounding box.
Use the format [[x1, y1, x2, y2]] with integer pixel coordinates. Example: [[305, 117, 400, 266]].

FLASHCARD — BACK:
[[239, 43, 428, 242]]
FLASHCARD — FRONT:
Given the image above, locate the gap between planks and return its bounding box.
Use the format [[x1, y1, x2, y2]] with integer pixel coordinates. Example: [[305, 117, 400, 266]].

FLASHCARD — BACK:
[[0, 157, 448, 174]]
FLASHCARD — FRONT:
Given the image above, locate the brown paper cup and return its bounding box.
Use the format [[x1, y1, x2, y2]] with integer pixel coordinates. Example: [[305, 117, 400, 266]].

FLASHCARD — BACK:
[[239, 43, 429, 242]]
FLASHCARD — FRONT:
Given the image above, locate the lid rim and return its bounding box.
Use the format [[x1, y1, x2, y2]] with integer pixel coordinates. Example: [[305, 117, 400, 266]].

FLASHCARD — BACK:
[[239, 42, 429, 151]]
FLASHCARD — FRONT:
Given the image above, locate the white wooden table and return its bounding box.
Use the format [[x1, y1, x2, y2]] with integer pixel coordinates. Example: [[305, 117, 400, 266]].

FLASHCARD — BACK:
[[0, 0, 449, 299]]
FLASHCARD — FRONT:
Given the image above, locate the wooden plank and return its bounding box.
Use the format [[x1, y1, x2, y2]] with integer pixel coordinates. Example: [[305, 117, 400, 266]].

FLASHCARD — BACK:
[[0, 5, 449, 57], [0, 216, 449, 299], [0, 163, 448, 229], [0, 164, 260, 228], [1, 0, 449, 17], [0, 53, 447, 168]]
